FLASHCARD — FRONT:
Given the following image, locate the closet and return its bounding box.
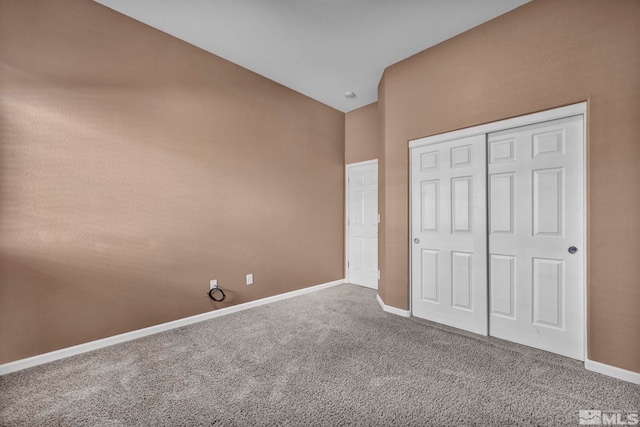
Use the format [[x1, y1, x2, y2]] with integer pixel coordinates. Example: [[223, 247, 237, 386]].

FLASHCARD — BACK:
[[409, 104, 585, 360]]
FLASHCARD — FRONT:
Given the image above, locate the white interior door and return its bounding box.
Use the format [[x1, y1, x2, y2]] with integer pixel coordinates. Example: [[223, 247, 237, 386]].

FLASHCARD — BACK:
[[410, 135, 488, 335], [488, 115, 584, 360], [347, 161, 378, 289]]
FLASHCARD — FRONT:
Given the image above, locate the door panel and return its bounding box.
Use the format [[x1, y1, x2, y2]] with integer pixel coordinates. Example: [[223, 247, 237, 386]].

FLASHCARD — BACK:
[[411, 135, 487, 335], [532, 257, 563, 327], [421, 180, 439, 231], [347, 162, 378, 289], [490, 254, 515, 318], [488, 115, 584, 360], [489, 173, 514, 234], [451, 177, 472, 232], [532, 168, 563, 236], [421, 249, 439, 302], [451, 252, 472, 310]]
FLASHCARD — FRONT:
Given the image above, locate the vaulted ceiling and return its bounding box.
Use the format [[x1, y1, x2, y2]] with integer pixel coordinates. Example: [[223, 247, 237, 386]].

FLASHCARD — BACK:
[[94, 0, 530, 112]]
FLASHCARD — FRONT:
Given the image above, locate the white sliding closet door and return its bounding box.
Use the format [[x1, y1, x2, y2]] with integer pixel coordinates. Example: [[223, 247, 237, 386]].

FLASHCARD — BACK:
[[410, 135, 488, 335], [488, 115, 584, 360]]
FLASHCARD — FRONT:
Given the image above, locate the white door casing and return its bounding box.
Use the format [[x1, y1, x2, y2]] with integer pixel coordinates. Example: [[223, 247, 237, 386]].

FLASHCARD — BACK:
[[346, 161, 378, 289], [488, 115, 585, 360], [410, 135, 488, 335]]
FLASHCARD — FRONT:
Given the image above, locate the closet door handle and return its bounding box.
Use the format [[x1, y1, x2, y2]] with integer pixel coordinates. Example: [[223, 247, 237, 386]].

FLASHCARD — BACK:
[[568, 246, 578, 254], [414, 238, 420, 244]]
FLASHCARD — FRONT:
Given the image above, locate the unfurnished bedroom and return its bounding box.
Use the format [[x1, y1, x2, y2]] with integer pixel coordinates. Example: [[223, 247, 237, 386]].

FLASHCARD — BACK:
[[1, 0, 639, 425]]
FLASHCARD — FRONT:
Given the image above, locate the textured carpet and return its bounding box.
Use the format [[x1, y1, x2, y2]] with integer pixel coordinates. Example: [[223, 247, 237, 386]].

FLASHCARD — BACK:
[[1, 284, 638, 426]]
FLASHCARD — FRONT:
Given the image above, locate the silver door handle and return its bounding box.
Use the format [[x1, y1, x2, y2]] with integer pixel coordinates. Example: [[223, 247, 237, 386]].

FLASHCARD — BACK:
[[414, 238, 420, 244], [568, 246, 578, 254]]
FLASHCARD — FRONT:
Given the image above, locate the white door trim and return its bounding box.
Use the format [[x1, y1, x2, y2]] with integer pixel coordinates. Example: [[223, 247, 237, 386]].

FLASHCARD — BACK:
[[345, 159, 378, 286], [409, 103, 587, 149], [409, 102, 587, 359]]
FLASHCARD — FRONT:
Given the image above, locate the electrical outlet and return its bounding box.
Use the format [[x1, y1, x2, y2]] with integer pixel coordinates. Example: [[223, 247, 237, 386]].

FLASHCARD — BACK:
[[246, 274, 253, 285], [210, 280, 217, 290]]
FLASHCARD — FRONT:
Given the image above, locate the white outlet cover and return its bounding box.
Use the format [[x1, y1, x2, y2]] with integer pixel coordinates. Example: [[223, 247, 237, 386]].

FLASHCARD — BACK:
[[246, 274, 253, 285], [210, 280, 217, 290]]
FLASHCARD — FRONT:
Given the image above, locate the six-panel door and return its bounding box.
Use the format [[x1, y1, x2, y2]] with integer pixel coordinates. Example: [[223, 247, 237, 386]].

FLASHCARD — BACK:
[[488, 115, 584, 360], [410, 134, 488, 335], [348, 162, 378, 289]]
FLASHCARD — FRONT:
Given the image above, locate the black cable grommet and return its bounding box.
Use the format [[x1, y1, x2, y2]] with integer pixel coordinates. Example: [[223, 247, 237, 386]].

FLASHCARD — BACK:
[[208, 287, 226, 302]]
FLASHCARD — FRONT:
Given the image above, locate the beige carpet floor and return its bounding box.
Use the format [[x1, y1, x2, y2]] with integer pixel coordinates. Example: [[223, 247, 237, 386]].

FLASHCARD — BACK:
[[1, 284, 639, 426]]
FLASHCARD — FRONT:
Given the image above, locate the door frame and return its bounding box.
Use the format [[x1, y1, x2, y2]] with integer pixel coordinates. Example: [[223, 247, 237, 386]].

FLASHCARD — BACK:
[[345, 159, 379, 287], [408, 102, 587, 358]]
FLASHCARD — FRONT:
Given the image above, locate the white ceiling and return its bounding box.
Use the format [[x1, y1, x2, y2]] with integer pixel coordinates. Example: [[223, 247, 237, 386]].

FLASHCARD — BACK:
[[94, 0, 530, 112]]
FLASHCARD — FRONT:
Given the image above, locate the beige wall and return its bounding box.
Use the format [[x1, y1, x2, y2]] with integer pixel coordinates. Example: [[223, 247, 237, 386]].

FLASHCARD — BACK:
[[0, 0, 345, 364], [377, 78, 387, 304], [345, 103, 378, 164], [378, 0, 640, 373]]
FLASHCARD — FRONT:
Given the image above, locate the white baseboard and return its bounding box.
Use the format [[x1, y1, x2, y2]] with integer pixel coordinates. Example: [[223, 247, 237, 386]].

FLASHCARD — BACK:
[[376, 294, 411, 317], [585, 358, 640, 385], [0, 278, 345, 376], [350, 282, 377, 291]]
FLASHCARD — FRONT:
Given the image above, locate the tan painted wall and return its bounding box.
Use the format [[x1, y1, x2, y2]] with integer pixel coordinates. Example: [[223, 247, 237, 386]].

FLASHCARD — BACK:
[[378, 0, 640, 373], [0, 0, 345, 364], [345, 103, 378, 164], [377, 79, 387, 304]]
